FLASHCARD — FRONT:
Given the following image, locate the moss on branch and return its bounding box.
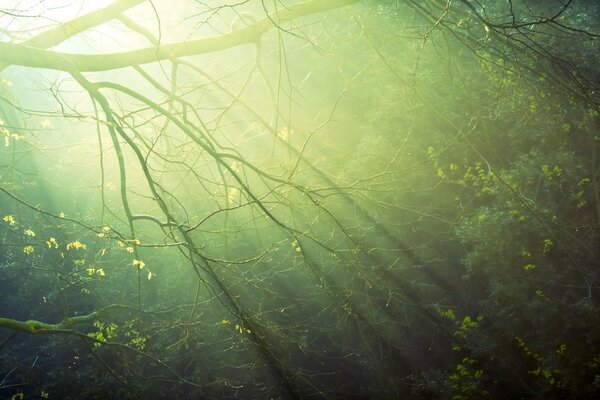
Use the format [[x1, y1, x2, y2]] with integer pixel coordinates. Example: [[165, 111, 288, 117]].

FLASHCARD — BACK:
[[0, 304, 135, 334]]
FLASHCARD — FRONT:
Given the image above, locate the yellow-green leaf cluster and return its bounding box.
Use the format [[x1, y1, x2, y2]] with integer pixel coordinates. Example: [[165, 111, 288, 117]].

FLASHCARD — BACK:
[[66, 240, 87, 250]]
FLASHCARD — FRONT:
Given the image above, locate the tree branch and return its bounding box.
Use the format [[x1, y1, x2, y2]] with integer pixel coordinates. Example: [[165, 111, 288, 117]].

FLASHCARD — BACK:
[[0, 0, 145, 71], [0, 304, 135, 334], [0, 0, 360, 72]]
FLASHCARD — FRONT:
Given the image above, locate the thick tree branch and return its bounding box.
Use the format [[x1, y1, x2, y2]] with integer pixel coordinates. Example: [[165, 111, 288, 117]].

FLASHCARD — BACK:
[[0, 0, 360, 72], [0, 304, 135, 334], [0, 0, 144, 71]]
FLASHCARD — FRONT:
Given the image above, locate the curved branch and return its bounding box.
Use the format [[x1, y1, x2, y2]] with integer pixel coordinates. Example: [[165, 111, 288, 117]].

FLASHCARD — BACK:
[[0, 0, 360, 72], [0, 0, 145, 72]]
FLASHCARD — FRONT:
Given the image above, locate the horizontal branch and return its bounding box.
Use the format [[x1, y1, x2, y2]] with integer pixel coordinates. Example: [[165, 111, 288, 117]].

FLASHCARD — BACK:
[[0, 0, 360, 72], [0, 304, 134, 334]]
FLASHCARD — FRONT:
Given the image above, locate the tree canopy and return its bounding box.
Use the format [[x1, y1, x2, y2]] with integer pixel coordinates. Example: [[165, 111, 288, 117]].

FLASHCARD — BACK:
[[0, 0, 599, 399]]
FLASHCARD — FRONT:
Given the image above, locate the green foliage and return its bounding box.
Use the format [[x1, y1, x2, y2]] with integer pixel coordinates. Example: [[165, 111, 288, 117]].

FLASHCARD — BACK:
[[87, 321, 118, 346]]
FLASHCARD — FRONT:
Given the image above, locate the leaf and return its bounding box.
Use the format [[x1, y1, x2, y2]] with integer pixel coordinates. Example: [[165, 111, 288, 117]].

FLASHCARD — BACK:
[[542, 239, 553, 254], [524, 263, 536, 271], [66, 240, 86, 250]]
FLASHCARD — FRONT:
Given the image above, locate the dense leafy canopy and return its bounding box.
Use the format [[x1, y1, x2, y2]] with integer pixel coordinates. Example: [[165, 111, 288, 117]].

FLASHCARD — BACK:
[[0, 0, 599, 399]]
